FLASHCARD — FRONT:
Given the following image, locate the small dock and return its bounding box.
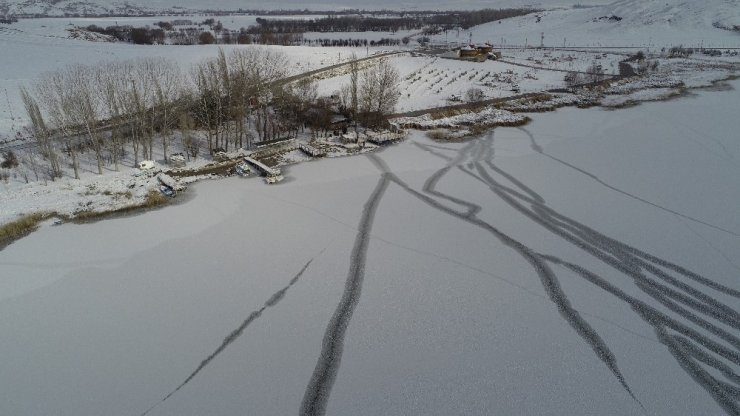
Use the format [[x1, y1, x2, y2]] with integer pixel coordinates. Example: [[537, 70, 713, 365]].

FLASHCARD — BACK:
[[244, 157, 280, 177], [299, 142, 328, 157], [243, 157, 284, 184], [365, 131, 406, 145], [251, 138, 298, 159]]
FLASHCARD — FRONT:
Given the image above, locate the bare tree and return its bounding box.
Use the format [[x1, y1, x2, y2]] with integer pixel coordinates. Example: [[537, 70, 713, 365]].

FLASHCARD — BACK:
[[227, 48, 289, 143], [144, 57, 184, 161], [349, 53, 360, 137], [292, 77, 318, 132], [20, 86, 61, 178], [35, 71, 81, 179], [132, 61, 157, 160], [209, 48, 233, 151], [179, 113, 199, 160], [191, 58, 223, 153], [359, 59, 400, 126], [465, 87, 485, 102], [96, 61, 130, 171], [564, 71, 583, 87], [586, 61, 605, 83], [65, 64, 105, 174], [108, 60, 151, 165], [227, 49, 253, 148]]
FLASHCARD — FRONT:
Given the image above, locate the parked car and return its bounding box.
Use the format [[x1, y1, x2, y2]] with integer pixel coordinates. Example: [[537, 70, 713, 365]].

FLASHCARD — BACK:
[[159, 185, 176, 197]]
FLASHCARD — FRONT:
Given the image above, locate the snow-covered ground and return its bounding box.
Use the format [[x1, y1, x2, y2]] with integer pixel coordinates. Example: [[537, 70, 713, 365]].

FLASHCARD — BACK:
[[389, 55, 567, 110], [449, 0, 740, 48], [1, 79, 738, 416], [3, 0, 739, 139], [0, 16, 393, 140]]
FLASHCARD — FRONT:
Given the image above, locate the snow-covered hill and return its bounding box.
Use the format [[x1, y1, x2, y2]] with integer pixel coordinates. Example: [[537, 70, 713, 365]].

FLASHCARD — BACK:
[[0, 0, 162, 16], [0, 0, 602, 16], [457, 0, 740, 47]]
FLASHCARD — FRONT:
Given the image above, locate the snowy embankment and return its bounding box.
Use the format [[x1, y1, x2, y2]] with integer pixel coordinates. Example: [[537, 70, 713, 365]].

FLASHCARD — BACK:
[[498, 93, 586, 112], [0, 81, 738, 416], [0, 162, 196, 226], [1, 169, 151, 219], [391, 107, 527, 129]]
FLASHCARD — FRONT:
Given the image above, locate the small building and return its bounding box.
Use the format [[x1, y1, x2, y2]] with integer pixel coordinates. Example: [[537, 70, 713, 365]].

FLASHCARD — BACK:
[[476, 43, 493, 55], [299, 142, 327, 157], [459, 45, 478, 57]]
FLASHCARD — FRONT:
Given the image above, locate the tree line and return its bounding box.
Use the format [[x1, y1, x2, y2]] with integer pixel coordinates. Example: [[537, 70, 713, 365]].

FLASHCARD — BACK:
[[248, 8, 535, 33], [19, 49, 400, 181], [81, 23, 408, 47], [79, 8, 535, 46]]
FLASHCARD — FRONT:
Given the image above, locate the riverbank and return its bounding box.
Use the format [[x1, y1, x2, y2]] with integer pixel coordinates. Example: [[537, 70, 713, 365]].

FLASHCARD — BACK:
[[1, 69, 737, 250]]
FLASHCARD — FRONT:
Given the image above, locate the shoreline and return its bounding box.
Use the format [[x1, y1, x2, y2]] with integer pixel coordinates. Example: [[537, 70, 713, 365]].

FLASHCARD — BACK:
[[1, 73, 737, 250]]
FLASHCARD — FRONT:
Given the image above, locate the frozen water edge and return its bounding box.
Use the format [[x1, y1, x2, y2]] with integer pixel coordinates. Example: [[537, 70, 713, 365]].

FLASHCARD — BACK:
[[2, 65, 737, 231]]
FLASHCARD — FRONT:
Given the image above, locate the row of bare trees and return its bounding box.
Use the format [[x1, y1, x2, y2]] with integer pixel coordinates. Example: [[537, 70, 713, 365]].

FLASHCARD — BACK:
[[21, 57, 184, 179], [20, 49, 297, 179], [19, 48, 401, 181], [190, 48, 295, 151]]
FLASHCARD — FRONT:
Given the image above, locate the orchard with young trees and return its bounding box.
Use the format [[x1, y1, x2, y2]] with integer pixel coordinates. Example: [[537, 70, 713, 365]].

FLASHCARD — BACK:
[[17, 49, 401, 181]]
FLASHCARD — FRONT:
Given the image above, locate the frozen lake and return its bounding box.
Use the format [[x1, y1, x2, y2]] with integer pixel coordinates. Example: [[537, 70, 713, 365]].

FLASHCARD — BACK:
[[1, 81, 739, 415]]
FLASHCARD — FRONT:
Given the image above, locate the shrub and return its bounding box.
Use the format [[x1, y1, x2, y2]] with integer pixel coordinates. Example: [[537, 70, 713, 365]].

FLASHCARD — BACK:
[[0, 213, 49, 244], [131, 28, 153, 44], [465, 87, 485, 102], [1, 150, 18, 169], [199, 31, 216, 45]]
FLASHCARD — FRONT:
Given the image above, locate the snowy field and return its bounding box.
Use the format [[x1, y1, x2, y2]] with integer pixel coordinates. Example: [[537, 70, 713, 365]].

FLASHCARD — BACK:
[[4, 0, 740, 139], [316, 52, 590, 113], [1, 80, 738, 416], [448, 0, 740, 48], [0, 15, 398, 141]]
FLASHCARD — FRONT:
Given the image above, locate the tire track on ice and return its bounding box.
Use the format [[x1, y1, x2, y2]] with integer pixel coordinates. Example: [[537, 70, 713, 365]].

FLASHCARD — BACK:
[[139, 254, 321, 416], [300, 173, 390, 416], [544, 256, 740, 415], [418, 132, 738, 413], [469, 159, 740, 313], [366, 153, 643, 407], [517, 126, 740, 238]]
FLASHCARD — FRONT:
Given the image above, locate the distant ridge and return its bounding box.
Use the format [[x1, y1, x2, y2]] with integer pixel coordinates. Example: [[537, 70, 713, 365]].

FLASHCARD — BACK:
[[463, 0, 740, 48], [0, 0, 605, 17]]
